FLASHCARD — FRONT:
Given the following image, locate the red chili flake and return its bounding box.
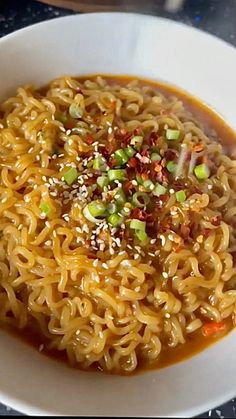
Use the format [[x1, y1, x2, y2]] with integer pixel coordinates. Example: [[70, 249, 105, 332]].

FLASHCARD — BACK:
[[160, 109, 169, 116], [146, 213, 154, 225], [191, 185, 202, 194], [149, 132, 159, 145], [165, 149, 178, 161], [86, 135, 94, 145], [76, 87, 83, 94], [180, 225, 190, 239], [87, 253, 96, 259], [111, 100, 116, 111], [202, 228, 211, 237], [131, 208, 146, 221], [211, 216, 221, 226], [108, 157, 117, 168], [124, 180, 135, 194], [159, 218, 172, 232], [64, 119, 76, 130], [173, 180, 186, 191], [153, 162, 162, 172], [141, 173, 149, 181], [141, 148, 150, 157], [128, 157, 138, 168], [174, 244, 184, 253]]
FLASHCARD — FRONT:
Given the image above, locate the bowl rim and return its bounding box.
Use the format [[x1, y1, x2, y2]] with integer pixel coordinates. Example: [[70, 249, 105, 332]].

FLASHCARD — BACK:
[[0, 11, 236, 417]]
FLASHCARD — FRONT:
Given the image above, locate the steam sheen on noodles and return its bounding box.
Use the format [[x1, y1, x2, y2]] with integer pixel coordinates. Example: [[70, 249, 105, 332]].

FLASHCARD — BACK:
[[0, 75, 236, 373]]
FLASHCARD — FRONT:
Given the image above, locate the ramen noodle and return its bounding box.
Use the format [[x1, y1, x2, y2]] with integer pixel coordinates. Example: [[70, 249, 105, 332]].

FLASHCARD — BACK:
[[0, 75, 236, 374]]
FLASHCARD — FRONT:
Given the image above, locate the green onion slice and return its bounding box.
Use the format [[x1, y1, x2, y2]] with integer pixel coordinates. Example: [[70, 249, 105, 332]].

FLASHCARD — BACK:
[[64, 167, 78, 185], [107, 202, 118, 214], [194, 163, 210, 180], [55, 113, 67, 124], [114, 188, 126, 205], [166, 161, 177, 173], [153, 183, 167, 197], [97, 175, 109, 189], [87, 201, 106, 217], [135, 230, 148, 242], [143, 179, 154, 191], [83, 205, 104, 224], [114, 149, 129, 165], [130, 135, 143, 149], [132, 192, 150, 208], [108, 169, 126, 181], [130, 219, 146, 231], [125, 146, 136, 158], [93, 156, 107, 171], [175, 190, 186, 202], [40, 201, 51, 216], [108, 213, 123, 227], [151, 152, 161, 162], [69, 102, 83, 119], [166, 129, 180, 140]]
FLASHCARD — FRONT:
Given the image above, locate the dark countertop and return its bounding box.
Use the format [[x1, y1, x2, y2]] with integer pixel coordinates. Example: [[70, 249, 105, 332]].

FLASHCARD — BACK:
[[0, 0, 236, 417]]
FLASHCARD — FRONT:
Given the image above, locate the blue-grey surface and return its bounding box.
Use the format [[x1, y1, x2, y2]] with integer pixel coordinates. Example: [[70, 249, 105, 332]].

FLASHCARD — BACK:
[[0, 0, 236, 417]]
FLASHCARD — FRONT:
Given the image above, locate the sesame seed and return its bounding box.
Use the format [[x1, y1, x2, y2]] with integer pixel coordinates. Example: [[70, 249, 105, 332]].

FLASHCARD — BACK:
[[150, 239, 156, 244], [93, 259, 99, 267], [45, 240, 52, 246], [169, 188, 175, 194], [160, 235, 166, 246], [134, 286, 141, 292], [134, 254, 139, 260], [165, 313, 170, 318], [102, 263, 109, 269], [162, 272, 168, 278], [45, 221, 50, 228], [208, 184, 213, 190]]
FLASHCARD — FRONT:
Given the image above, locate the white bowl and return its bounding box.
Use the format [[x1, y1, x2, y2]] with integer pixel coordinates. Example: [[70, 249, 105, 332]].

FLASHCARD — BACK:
[[0, 13, 236, 417]]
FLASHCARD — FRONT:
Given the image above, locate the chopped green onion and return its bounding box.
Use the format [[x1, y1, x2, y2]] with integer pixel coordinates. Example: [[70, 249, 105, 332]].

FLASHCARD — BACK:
[[64, 167, 78, 185], [55, 113, 67, 124], [136, 174, 143, 185], [69, 102, 83, 119], [40, 201, 51, 216], [87, 201, 106, 217], [132, 192, 150, 208], [125, 146, 136, 158], [194, 163, 210, 180], [153, 183, 167, 197], [108, 213, 123, 227], [121, 206, 131, 216], [143, 179, 154, 191], [130, 135, 143, 149], [114, 188, 126, 205], [166, 129, 180, 140], [107, 202, 118, 214], [151, 152, 161, 162], [135, 230, 148, 242], [130, 219, 146, 231], [93, 156, 107, 171], [97, 175, 109, 189], [175, 190, 186, 203], [114, 149, 129, 166], [83, 205, 104, 224], [108, 169, 126, 181], [166, 161, 177, 173]]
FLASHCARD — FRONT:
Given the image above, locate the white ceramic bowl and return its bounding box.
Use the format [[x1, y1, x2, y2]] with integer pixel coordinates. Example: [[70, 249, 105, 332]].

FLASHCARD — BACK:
[[0, 13, 236, 417]]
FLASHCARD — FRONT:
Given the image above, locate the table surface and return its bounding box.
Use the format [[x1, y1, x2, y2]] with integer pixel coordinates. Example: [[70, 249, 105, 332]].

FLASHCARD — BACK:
[[0, 0, 236, 416]]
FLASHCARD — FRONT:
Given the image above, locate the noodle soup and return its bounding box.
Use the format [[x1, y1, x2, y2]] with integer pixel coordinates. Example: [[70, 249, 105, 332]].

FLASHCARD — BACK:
[[0, 75, 235, 374]]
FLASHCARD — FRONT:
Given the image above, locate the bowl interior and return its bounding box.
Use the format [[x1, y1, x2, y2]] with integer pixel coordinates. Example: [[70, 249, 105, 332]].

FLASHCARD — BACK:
[[0, 13, 236, 416]]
